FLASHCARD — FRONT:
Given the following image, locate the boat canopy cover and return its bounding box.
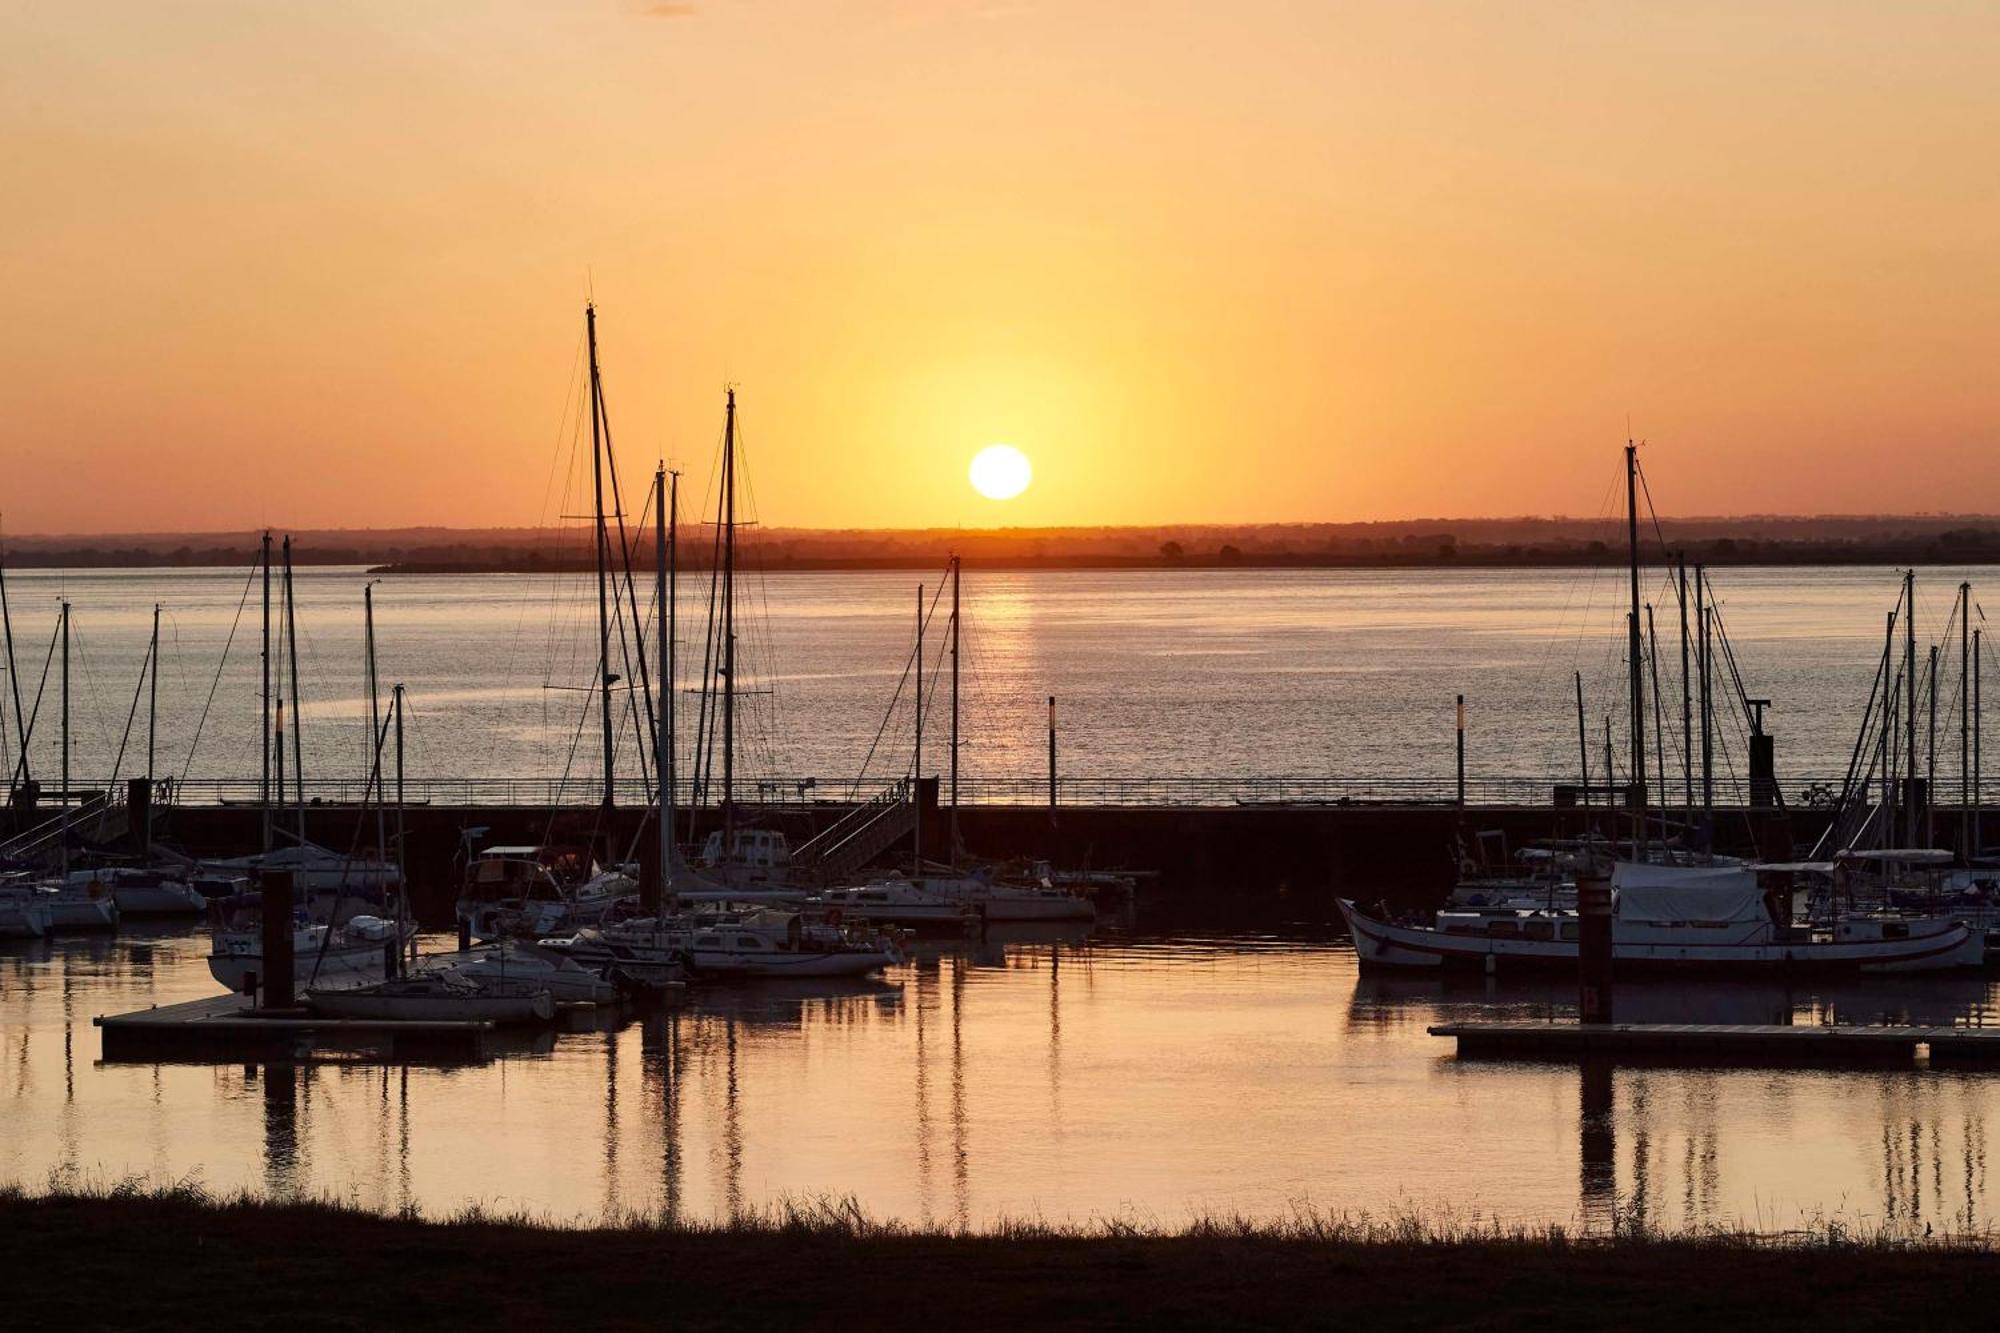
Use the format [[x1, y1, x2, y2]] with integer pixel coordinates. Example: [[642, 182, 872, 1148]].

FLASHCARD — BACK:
[[1838, 848, 1955, 865], [1612, 863, 1766, 924]]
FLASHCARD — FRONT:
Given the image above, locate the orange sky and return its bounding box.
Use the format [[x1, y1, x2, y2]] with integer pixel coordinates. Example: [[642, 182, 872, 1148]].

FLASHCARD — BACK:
[[4, 2, 1999, 534]]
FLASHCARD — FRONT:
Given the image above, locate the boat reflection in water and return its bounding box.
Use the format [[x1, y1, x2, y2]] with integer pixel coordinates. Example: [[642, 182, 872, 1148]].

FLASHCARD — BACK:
[[13, 929, 2000, 1233]]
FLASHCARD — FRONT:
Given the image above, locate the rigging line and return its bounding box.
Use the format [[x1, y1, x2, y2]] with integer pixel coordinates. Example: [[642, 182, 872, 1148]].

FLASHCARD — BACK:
[[180, 556, 259, 783], [11, 616, 58, 792], [595, 382, 661, 773], [105, 620, 153, 795]]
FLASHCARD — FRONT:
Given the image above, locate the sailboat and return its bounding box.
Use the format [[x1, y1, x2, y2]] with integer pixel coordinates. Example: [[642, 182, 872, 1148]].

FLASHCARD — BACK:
[[1341, 446, 1984, 975], [560, 405, 901, 982]]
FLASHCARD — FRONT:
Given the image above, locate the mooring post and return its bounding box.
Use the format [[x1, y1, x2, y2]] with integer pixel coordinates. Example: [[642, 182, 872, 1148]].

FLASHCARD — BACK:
[[1455, 695, 1466, 807], [1047, 695, 1057, 810], [1576, 863, 1613, 1025], [259, 869, 295, 1011]]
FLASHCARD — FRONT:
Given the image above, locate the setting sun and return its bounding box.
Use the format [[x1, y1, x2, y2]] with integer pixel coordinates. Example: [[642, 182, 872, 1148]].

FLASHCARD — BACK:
[[969, 444, 1033, 501]]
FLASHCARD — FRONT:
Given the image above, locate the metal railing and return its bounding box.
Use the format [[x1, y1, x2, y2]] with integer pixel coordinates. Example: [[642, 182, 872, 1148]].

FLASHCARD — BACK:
[[58, 771, 1864, 810]]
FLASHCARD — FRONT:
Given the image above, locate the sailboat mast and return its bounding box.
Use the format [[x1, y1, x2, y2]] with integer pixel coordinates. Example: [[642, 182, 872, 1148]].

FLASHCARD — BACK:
[[261, 530, 272, 851], [1977, 627, 1984, 860], [1574, 670, 1590, 817], [1624, 443, 1645, 861], [283, 536, 303, 814], [366, 582, 387, 882], [146, 603, 159, 784], [59, 600, 69, 875], [1678, 555, 1691, 818], [914, 582, 924, 875], [393, 684, 406, 970], [1904, 569, 1917, 845], [668, 462, 684, 908], [587, 305, 616, 812], [1697, 566, 1712, 840], [1648, 604, 1666, 838], [1963, 581, 1973, 858], [0, 530, 26, 788], [721, 389, 737, 852], [950, 553, 961, 860]]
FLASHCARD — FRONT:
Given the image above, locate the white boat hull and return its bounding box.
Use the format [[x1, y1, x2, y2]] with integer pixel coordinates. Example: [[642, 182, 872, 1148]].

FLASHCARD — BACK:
[[307, 986, 554, 1025], [207, 937, 399, 993], [110, 884, 207, 915], [686, 946, 899, 978], [43, 896, 120, 931], [1339, 900, 1984, 974]]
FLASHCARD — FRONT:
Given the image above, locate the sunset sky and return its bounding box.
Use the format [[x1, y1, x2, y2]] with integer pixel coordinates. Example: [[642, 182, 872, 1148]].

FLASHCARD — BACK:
[[5, 2, 1999, 534]]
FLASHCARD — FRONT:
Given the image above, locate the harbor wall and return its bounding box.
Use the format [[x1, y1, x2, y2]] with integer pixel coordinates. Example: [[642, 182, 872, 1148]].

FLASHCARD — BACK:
[[137, 799, 1841, 929]]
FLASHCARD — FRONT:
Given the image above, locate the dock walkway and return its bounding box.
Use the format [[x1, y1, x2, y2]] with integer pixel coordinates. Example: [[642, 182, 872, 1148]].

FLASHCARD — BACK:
[[1430, 1021, 2000, 1067], [96, 993, 553, 1064]]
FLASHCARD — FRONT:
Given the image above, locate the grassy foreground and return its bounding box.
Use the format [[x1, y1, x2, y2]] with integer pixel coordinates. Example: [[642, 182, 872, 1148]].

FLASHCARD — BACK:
[[7, 1183, 2000, 1330]]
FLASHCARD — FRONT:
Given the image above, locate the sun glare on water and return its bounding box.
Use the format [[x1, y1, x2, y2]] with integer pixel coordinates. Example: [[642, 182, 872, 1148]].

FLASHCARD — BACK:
[[969, 444, 1032, 501]]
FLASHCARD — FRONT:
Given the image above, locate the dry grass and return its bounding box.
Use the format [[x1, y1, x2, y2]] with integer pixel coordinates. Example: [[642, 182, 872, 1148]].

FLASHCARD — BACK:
[[8, 1174, 2000, 1330]]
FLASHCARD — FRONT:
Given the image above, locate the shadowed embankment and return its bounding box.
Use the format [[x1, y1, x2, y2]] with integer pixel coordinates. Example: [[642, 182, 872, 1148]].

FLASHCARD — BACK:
[[7, 1185, 2000, 1330]]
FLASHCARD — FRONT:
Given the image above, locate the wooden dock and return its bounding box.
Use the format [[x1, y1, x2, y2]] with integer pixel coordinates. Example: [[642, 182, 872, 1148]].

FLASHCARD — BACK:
[[1429, 1021, 2000, 1068], [97, 994, 505, 1064]]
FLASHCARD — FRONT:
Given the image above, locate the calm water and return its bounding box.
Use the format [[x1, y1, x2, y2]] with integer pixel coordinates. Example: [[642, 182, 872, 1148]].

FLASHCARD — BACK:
[[1, 563, 1992, 800], [4, 929, 1999, 1232]]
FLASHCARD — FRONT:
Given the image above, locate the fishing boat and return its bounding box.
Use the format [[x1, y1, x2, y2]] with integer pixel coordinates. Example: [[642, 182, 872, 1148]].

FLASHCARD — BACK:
[[1340, 862, 1984, 974], [306, 974, 555, 1024]]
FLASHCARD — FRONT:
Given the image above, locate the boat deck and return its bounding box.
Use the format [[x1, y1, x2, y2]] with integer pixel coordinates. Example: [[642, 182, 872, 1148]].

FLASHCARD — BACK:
[[1430, 1021, 2000, 1068]]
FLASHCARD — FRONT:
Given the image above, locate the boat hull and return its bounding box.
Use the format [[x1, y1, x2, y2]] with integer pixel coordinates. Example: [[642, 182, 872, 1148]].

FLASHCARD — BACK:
[[307, 988, 555, 1024], [110, 885, 206, 915], [1339, 900, 1984, 975], [686, 947, 899, 978], [43, 896, 120, 931]]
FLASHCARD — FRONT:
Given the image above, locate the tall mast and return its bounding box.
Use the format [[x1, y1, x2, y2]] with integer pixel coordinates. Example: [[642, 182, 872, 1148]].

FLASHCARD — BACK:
[[59, 600, 69, 876], [1624, 443, 1645, 861], [950, 553, 961, 865], [721, 388, 737, 854], [392, 684, 406, 970], [1976, 626, 1984, 861], [668, 462, 684, 908], [1880, 608, 1897, 848], [1928, 643, 1939, 848], [1963, 581, 1973, 859], [260, 530, 272, 852], [1574, 670, 1590, 817], [146, 603, 159, 784], [1904, 569, 1918, 845], [587, 304, 616, 812], [914, 582, 924, 875], [1677, 554, 1691, 820], [283, 536, 303, 817], [1697, 566, 1712, 844], [0, 527, 26, 789], [1647, 604, 1666, 840], [365, 582, 387, 883]]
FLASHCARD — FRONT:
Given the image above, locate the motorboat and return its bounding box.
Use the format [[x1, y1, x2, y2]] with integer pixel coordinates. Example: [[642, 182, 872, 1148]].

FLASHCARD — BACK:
[[306, 974, 554, 1025], [201, 842, 402, 896], [0, 884, 53, 939], [683, 909, 903, 978], [814, 878, 979, 927], [206, 895, 409, 993], [1340, 861, 1984, 975], [66, 866, 206, 916], [910, 869, 1096, 923], [455, 844, 621, 941], [33, 879, 120, 931], [423, 941, 620, 1004]]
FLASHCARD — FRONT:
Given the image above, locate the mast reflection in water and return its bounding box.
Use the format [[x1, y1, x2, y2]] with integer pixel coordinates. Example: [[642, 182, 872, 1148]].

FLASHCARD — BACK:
[[4, 930, 2000, 1231]]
